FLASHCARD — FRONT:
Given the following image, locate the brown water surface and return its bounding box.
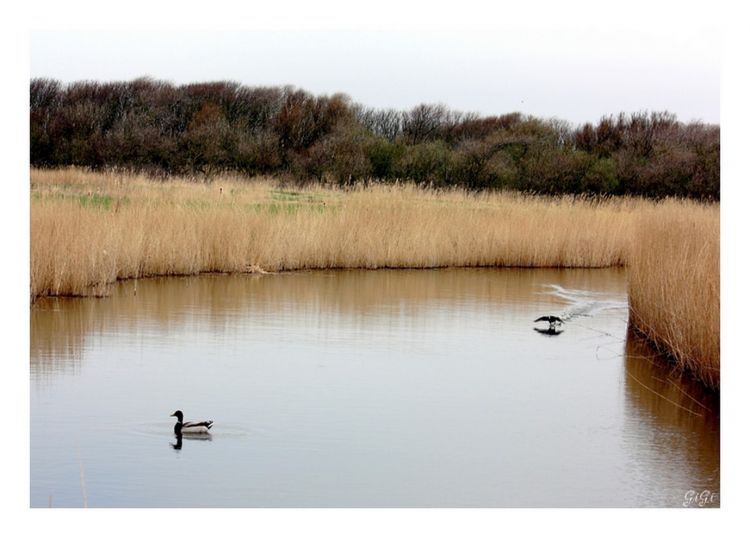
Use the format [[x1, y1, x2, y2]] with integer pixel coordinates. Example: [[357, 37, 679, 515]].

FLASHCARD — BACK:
[[30, 268, 719, 507]]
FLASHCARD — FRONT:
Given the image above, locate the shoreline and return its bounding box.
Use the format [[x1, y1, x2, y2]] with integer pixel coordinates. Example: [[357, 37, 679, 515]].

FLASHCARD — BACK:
[[30, 168, 719, 390]]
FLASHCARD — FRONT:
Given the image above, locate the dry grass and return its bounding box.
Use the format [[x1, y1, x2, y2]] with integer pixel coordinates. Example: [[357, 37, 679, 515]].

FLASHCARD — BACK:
[[627, 202, 720, 390], [30, 168, 634, 297], [30, 168, 720, 388]]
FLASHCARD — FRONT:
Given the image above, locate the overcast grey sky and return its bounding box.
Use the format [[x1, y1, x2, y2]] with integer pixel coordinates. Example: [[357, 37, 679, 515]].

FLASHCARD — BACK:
[[30, 23, 720, 126]]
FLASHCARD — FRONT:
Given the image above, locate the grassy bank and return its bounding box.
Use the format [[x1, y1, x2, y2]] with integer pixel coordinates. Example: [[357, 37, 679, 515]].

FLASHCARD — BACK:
[[30, 168, 634, 295], [30, 168, 719, 388]]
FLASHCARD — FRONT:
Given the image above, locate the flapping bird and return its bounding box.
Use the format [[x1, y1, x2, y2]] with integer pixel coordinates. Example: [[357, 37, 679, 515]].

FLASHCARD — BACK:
[[534, 315, 564, 325], [534, 315, 564, 333]]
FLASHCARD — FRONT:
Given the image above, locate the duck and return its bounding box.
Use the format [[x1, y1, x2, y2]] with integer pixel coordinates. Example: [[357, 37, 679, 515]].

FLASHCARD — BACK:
[[170, 410, 213, 435]]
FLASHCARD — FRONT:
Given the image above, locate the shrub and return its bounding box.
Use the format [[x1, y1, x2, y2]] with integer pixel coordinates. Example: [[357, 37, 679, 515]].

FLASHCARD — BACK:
[[29, 78, 719, 199], [395, 141, 451, 185], [367, 138, 405, 180], [581, 157, 619, 194]]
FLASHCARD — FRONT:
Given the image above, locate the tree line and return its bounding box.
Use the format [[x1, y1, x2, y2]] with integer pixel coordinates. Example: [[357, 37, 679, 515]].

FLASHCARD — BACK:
[[30, 78, 720, 198]]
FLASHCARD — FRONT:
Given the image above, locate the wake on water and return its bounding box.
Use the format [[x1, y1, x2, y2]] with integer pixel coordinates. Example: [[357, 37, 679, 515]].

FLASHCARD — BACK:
[[543, 284, 628, 323]]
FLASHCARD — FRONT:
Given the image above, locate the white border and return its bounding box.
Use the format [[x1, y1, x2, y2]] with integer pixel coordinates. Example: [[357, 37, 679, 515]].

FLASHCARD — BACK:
[[4, 1, 746, 542]]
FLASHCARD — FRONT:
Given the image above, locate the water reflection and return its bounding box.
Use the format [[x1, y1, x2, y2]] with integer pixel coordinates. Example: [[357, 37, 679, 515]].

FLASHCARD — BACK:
[[31, 268, 625, 378], [30, 268, 719, 507], [533, 327, 564, 335], [622, 330, 720, 506], [171, 434, 212, 450]]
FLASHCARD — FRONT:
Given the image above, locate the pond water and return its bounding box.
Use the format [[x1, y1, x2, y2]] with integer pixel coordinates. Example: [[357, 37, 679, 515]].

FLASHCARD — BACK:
[[30, 268, 719, 507]]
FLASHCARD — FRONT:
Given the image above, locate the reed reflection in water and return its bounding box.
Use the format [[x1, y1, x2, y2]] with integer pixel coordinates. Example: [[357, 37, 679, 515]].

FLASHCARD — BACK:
[[30, 269, 718, 507], [622, 331, 719, 506]]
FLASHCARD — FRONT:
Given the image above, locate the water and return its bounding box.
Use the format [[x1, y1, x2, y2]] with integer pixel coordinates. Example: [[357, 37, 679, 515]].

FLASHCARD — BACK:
[[30, 269, 719, 507]]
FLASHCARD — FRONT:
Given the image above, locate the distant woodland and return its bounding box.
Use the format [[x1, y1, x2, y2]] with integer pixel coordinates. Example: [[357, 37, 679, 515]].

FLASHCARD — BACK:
[[30, 78, 719, 198]]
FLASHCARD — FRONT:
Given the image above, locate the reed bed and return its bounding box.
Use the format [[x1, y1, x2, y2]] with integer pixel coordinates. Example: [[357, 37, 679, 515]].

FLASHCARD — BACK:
[[30, 168, 719, 388], [627, 202, 720, 390], [30, 168, 634, 297]]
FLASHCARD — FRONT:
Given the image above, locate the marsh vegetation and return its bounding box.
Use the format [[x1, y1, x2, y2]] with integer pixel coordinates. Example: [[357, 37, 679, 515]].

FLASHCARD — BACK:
[[30, 78, 719, 199], [30, 168, 719, 389]]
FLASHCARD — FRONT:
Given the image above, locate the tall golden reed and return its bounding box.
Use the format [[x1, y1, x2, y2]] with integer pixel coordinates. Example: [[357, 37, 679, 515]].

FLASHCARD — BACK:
[[30, 168, 719, 388], [30, 168, 633, 297], [627, 202, 720, 390]]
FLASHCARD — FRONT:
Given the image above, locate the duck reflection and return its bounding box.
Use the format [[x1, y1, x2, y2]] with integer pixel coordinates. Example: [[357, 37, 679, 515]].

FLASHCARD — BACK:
[[534, 327, 564, 335], [170, 433, 213, 450]]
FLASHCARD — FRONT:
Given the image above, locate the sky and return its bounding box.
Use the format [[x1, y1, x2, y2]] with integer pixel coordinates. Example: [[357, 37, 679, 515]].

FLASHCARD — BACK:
[[30, 14, 720, 125]]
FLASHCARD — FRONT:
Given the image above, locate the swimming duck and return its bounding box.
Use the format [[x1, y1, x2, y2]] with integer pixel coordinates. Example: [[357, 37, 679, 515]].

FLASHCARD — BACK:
[[170, 410, 213, 435]]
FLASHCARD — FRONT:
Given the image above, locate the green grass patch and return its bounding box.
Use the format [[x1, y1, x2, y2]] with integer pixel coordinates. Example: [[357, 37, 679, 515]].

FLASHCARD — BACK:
[[270, 189, 304, 201], [183, 199, 212, 210], [246, 202, 330, 215], [76, 193, 130, 210], [270, 189, 326, 205], [79, 193, 114, 209]]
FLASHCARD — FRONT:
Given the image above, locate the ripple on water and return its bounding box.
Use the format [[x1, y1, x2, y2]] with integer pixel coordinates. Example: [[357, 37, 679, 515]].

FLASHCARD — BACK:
[[120, 420, 256, 440], [544, 283, 629, 320]]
